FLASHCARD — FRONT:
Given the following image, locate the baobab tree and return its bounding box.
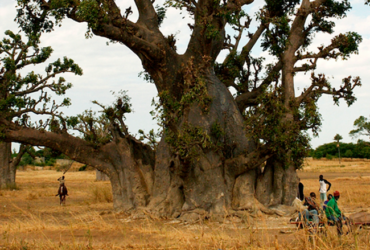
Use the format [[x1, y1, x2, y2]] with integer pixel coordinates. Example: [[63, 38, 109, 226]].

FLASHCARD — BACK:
[[0, 142, 29, 189], [0, 30, 82, 188], [1, 0, 362, 218]]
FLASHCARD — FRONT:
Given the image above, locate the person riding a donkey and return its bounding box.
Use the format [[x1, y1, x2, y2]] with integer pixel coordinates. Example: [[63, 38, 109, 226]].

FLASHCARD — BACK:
[[56, 176, 68, 205]]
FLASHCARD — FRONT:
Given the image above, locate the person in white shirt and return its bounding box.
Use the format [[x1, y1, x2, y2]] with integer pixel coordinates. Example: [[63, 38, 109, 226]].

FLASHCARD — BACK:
[[319, 174, 331, 206]]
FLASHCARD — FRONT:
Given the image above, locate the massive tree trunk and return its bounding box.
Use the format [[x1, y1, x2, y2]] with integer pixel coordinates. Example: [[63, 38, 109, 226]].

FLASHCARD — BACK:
[[0, 142, 14, 189], [0, 143, 31, 189], [146, 72, 298, 218], [148, 73, 254, 217], [255, 157, 299, 207]]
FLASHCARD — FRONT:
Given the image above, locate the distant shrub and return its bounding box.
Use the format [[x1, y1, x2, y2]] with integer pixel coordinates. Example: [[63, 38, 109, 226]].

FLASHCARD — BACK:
[[326, 154, 333, 160], [312, 141, 370, 159], [78, 165, 87, 171], [344, 150, 353, 158], [45, 158, 56, 166], [313, 151, 323, 159]]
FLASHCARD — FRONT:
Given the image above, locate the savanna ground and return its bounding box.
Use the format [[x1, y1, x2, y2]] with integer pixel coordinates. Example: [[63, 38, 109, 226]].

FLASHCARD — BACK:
[[1, 159, 370, 249]]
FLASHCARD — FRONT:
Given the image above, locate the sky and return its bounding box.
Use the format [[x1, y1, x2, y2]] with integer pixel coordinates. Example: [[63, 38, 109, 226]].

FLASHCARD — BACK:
[[0, 0, 370, 150]]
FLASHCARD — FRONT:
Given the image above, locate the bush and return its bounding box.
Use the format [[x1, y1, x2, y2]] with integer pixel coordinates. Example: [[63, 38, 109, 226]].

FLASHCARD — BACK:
[[344, 149, 353, 158], [78, 165, 87, 171], [325, 154, 333, 160], [18, 153, 34, 166], [313, 151, 323, 159], [312, 141, 370, 159]]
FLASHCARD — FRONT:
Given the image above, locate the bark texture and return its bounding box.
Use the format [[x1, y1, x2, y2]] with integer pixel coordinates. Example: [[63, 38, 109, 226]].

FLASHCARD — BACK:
[[0, 143, 29, 189], [96, 169, 109, 181], [0, 142, 14, 189]]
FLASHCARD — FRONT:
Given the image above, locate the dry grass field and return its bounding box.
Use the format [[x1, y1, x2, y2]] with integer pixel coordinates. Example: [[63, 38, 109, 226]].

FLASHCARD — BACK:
[[1, 158, 370, 249]]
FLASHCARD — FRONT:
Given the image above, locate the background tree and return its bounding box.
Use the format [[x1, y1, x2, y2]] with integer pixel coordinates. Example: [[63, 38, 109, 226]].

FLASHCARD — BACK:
[[0, 30, 82, 188], [1, 0, 362, 218], [334, 133, 343, 163], [350, 116, 370, 141], [311, 141, 370, 159], [0, 142, 30, 189], [344, 149, 352, 159], [334, 134, 343, 142]]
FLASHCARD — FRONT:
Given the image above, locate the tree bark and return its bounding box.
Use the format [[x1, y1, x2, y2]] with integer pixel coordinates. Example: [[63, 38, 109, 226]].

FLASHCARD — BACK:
[[147, 73, 277, 218], [96, 169, 109, 181], [0, 142, 14, 189], [255, 157, 299, 206]]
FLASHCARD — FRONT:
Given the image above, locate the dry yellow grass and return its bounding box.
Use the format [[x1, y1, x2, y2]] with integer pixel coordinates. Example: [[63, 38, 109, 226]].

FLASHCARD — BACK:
[[1, 159, 370, 249], [302, 157, 370, 173]]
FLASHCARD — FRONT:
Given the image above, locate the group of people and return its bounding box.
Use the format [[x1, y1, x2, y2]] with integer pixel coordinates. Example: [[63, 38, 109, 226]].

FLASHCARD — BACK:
[[295, 175, 348, 233]]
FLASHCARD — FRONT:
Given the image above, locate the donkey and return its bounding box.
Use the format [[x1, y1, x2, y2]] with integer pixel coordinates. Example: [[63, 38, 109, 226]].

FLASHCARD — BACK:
[[56, 183, 68, 205]]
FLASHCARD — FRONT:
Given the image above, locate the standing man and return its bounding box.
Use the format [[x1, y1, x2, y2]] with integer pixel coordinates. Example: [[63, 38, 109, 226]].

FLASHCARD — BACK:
[[297, 178, 304, 201], [319, 175, 331, 206]]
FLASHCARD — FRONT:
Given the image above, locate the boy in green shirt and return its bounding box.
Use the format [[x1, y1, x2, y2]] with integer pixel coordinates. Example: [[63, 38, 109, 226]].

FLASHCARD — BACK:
[[325, 191, 347, 235], [325, 190, 342, 220]]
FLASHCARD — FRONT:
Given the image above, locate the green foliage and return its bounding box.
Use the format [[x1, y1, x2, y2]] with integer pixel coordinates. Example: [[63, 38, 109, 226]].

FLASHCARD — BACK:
[[18, 152, 34, 166], [181, 76, 212, 114], [138, 71, 155, 84], [205, 24, 220, 40], [244, 86, 312, 168], [0, 29, 82, 134], [334, 134, 343, 142], [15, 147, 63, 167], [310, 0, 351, 35], [325, 154, 334, 160], [312, 141, 370, 159], [150, 58, 212, 136], [63, 90, 133, 147], [344, 149, 353, 158], [165, 122, 213, 160], [261, 15, 290, 56], [78, 165, 87, 171], [210, 121, 224, 140], [265, 0, 300, 17], [350, 116, 370, 139], [336, 32, 362, 59], [138, 129, 160, 150], [220, 9, 248, 27], [215, 52, 265, 96], [155, 5, 167, 27], [17, 0, 112, 38]]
